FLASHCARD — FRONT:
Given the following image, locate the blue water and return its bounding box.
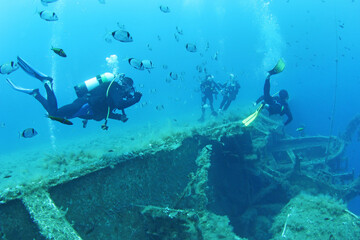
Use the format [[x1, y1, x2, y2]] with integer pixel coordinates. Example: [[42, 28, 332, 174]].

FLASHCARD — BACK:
[[1, 0, 359, 212]]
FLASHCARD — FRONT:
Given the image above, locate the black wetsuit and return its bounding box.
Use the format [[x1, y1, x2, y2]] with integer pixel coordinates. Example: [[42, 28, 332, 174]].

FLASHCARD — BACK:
[[256, 76, 293, 125], [200, 79, 221, 119], [35, 81, 142, 121], [219, 81, 240, 111]]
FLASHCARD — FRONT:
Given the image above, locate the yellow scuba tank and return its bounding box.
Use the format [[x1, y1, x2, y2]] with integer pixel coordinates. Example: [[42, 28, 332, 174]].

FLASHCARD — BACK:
[[74, 72, 115, 97]]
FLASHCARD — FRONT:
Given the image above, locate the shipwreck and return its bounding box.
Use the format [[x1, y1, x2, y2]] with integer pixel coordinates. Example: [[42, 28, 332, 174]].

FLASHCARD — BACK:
[[0, 113, 360, 240]]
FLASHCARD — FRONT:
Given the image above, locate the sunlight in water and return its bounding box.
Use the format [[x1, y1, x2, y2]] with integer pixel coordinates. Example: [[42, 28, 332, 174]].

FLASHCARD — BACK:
[[252, 0, 284, 72], [48, 0, 66, 151]]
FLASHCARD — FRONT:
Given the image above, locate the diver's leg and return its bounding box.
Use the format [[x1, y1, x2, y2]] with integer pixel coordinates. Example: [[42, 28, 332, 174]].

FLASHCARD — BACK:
[[223, 99, 232, 111], [33, 84, 59, 115], [17, 56, 53, 83], [55, 98, 88, 119], [199, 95, 206, 121], [209, 95, 217, 116], [219, 96, 227, 110], [44, 83, 57, 110], [263, 75, 272, 103]]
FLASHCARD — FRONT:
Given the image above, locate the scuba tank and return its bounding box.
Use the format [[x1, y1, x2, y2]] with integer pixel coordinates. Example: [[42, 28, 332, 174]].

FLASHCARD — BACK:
[[74, 72, 115, 98]]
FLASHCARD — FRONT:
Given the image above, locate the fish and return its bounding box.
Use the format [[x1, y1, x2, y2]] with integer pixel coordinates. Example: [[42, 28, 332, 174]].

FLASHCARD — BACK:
[[0, 61, 19, 75], [46, 115, 73, 125], [147, 44, 153, 51], [51, 47, 67, 57], [156, 105, 164, 111], [159, 5, 170, 13], [98, 0, 105, 3], [169, 72, 178, 80], [111, 30, 133, 42], [185, 43, 197, 52], [196, 65, 203, 73], [128, 58, 144, 70], [39, 10, 58, 21], [213, 51, 219, 61], [205, 42, 210, 51], [20, 128, 38, 138], [162, 64, 168, 70], [149, 88, 157, 93], [0, 122, 5, 128], [176, 26, 183, 35], [41, 0, 58, 6], [296, 127, 305, 132], [141, 60, 154, 70], [174, 33, 180, 42]]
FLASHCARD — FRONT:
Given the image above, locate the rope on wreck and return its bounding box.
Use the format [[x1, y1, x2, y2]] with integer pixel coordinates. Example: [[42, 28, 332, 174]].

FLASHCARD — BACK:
[[326, 17, 339, 162]]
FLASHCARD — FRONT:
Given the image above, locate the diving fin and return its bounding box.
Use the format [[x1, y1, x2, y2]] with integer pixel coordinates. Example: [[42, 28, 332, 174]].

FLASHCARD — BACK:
[[242, 104, 264, 127], [17, 56, 53, 83], [6, 78, 39, 96], [268, 58, 285, 76]]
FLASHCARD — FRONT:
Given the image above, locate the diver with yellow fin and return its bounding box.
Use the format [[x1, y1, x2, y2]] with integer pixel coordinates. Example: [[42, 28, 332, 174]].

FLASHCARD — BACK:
[[6, 56, 142, 130], [242, 59, 292, 126]]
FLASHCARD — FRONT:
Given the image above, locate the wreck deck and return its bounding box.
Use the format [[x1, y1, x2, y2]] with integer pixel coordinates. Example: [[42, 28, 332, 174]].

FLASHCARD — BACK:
[[0, 114, 357, 240]]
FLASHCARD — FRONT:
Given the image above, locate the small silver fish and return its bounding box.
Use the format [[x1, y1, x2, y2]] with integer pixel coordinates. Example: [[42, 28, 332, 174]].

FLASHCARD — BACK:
[[128, 58, 144, 70], [169, 72, 178, 80], [186, 43, 197, 52], [141, 60, 154, 70], [0, 61, 19, 75], [20, 128, 38, 138], [176, 26, 183, 35], [112, 30, 133, 42], [213, 51, 219, 60], [39, 10, 58, 21], [41, 0, 58, 6], [156, 105, 164, 111], [174, 33, 180, 42], [159, 5, 170, 13]]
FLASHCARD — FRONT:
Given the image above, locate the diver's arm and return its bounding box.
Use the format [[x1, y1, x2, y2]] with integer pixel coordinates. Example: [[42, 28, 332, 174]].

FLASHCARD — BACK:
[[109, 112, 128, 122], [256, 95, 264, 105], [118, 92, 142, 109], [284, 108, 293, 126]]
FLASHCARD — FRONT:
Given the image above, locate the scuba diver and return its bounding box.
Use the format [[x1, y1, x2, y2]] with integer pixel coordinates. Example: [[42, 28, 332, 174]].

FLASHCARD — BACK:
[[255, 74, 293, 125], [242, 59, 292, 126], [218, 74, 241, 112], [198, 74, 222, 122], [6, 56, 142, 130]]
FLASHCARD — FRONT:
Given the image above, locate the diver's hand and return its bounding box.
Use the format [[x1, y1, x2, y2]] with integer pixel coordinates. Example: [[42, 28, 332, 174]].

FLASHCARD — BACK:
[[134, 92, 142, 101], [120, 114, 128, 123]]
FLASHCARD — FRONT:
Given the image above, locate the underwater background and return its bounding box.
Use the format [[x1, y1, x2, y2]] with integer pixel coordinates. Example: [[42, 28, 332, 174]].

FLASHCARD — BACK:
[[1, 0, 360, 220]]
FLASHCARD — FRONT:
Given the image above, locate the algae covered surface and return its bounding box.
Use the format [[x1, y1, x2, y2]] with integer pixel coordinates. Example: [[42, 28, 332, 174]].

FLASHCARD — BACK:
[[0, 112, 360, 240], [271, 193, 360, 240]]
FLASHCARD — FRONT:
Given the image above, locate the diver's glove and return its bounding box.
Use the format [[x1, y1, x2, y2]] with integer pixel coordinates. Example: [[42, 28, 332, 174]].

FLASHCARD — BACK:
[[101, 120, 109, 130], [134, 92, 142, 101], [120, 114, 128, 123]]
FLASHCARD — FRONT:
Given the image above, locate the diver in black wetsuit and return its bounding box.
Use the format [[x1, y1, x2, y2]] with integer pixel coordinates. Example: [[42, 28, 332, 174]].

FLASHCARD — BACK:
[[199, 75, 222, 122], [6, 57, 142, 130], [256, 74, 292, 125], [218, 77, 240, 112]]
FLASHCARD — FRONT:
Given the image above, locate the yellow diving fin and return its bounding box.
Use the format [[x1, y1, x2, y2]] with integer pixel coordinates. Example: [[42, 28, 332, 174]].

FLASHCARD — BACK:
[[242, 103, 264, 127], [269, 58, 285, 75]]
